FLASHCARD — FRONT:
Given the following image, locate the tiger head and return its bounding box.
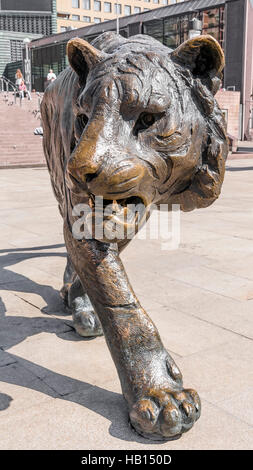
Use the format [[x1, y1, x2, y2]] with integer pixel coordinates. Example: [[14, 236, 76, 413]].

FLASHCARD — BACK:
[[65, 32, 228, 242]]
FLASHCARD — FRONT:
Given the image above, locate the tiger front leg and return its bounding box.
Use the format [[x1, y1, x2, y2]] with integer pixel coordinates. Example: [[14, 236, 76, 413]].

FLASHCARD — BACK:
[[64, 223, 201, 441]]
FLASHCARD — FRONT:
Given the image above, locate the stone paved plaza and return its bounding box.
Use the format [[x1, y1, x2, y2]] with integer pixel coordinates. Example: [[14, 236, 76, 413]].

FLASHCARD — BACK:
[[0, 159, 253, 450]]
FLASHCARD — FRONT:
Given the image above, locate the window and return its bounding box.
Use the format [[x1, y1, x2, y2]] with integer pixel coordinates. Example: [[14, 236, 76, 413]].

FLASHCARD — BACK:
[[72, 14, 80, 20], [201, 7, 225, 48], [83, 16, 91, 22], [10, 40, 23, 62], [72, 0, 79, 7], [144, 8, 150, 11], [124, 5, 131, 15], [144, 0, 150, 2], [153, 0, 159, 3], [164, 34, 180, 49], [82, 0, 90, 9], [57, 13, 71, 19], [114, 4, 121, 14], [94, 1, 101, 11], [221, 109, 228, 127], [104, 2, 111, 12], [161, 0, 168, 4], [202, 9, 220, 29], [144, 19, 163, 43], [60, 26, 67, 32], [94, 17, 101, 23], [134, 6, 141, 13]]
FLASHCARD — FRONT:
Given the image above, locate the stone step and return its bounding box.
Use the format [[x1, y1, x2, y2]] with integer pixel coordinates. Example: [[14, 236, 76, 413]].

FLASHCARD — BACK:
[[0, 142, 43, 148], [0, 93, 45, 167], [1, 157, 45, 163], [0, 163, 46, 169]]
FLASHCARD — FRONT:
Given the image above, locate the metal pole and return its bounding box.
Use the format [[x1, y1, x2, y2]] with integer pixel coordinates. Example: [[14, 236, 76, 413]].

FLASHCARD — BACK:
[[23, 38, 31, 95], [115, 2, 119, 34], [25, 43, 31, 93]]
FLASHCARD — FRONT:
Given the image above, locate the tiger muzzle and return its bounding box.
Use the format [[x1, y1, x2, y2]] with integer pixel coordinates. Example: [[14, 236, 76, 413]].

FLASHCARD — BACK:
[[67, 156, 153, 243]]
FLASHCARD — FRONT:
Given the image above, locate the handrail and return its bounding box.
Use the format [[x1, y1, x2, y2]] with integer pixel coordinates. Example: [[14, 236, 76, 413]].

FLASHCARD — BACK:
[[0, 75, 17, 93], [0, 76, 44, 112], [0, 75, 23, 106]]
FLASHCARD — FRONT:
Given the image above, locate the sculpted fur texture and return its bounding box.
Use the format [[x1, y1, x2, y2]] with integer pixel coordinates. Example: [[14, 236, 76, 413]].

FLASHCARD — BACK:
[[41, 32, 228, 441]]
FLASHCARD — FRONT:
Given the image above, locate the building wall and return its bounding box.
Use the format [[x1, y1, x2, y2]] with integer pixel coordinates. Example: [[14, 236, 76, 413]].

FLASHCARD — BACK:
[[223, 0, 253, 139], [56, 0, 177, 31], [243, 0, 253, 139], [224, 0, 245, 93], [52, 0, 58, 34], [28, 0, 252, 141], [0, 0, 53, 11], [0, 31, 41, 79], [0, 32, 14, 78], [216, 90, 241, 139], [0, 0, 57, 82], [0, 1, 57, 35], [0, 0, 57, 79]]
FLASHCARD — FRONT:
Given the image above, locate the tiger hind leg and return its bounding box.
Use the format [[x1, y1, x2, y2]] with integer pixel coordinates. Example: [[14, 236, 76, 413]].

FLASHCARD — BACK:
[[61, 256, 103, 337]]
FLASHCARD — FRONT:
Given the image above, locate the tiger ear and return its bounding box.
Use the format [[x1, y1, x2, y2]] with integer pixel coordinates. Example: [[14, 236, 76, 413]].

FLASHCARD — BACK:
[[171, 35, 224, 95], [67, 38, 107, 85]]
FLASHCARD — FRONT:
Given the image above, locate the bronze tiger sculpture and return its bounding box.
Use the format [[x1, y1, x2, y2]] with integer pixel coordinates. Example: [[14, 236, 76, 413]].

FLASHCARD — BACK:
[[41, 32, 228, 441]]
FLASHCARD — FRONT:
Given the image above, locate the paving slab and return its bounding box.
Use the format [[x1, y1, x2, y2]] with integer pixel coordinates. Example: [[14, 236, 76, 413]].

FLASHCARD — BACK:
[[0, 390, 252, 450], [146, 302, 237, 357], [7, 333, 117, 390], [218, 389, 253, 426], [177, 336, 253, 404]]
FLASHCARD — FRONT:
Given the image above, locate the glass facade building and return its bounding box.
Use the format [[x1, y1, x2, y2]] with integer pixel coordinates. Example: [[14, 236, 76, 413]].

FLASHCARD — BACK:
[[30, 1, 227, 91], [0, 0, 57, 80], [0, 0, 57, 36], [144, 6, 225, 49], [31, 42, 68, 91], [28, 0, 253, 139]]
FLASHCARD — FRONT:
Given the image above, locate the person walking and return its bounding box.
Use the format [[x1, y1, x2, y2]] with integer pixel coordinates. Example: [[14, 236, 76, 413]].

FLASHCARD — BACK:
[[47, 69, 57, 83], [15, 69, 23, 87], [18, 79, 32, 100], [18, 79, 26, 99]]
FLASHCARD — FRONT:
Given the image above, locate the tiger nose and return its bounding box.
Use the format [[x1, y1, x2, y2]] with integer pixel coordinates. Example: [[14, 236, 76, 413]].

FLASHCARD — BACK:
[[66, 153, 101, 192], [85, 160, 145, 196]]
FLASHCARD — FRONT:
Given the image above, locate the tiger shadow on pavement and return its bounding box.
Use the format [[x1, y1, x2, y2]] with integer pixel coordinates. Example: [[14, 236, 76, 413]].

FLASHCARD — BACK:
[[0, 245, 149, 443]]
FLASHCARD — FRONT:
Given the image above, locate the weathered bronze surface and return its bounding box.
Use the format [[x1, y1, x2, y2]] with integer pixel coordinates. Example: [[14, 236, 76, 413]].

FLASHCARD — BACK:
[[41, 32, 228, 441]]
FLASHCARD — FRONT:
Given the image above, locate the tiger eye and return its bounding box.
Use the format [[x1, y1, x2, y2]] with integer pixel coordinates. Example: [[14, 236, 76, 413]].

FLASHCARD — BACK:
[[79, 114, 88, 128], [142, 113, 155, 127]]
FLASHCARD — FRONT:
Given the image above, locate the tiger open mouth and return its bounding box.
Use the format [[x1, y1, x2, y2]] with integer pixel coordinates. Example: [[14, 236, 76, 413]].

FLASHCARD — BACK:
[[87, 194, 147, 242]]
